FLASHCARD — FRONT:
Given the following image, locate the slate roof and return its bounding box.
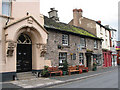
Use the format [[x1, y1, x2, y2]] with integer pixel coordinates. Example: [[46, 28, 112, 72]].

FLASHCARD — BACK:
[[96, 22, 111, 31], [44, 16, 102, 40]]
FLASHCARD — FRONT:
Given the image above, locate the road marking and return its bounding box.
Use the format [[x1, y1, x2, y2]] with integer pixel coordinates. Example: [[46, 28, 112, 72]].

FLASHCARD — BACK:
[[24, 85, 34, 88]]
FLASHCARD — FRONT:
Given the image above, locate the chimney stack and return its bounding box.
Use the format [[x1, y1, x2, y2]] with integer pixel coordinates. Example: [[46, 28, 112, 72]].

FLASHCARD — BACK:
[[78, 9, 83, 18], [48, 8, 59, 21], [73, 8, 83, 26]]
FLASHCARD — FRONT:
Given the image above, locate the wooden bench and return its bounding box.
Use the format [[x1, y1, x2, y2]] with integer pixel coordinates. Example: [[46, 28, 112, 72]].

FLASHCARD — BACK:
[[78, 65, 88, 72], [68, 66, 82, 75], [47, 66, 63, 77]]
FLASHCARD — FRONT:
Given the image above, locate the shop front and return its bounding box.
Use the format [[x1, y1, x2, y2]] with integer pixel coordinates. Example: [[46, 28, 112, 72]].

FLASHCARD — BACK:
[[85, 52, 93, 71], [103, 50, 112, 67]]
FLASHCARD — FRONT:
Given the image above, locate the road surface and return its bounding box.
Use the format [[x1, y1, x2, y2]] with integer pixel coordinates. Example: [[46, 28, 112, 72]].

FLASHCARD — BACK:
[[49, 68, 118, 88]]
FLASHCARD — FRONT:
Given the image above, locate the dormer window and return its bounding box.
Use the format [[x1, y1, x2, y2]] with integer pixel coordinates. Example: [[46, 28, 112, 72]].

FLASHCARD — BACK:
[[2, 0, 11, 16]]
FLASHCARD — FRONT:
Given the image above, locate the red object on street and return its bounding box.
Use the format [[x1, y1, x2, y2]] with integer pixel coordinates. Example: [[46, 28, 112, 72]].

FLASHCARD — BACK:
[[103, 51, 112, 67], [117, 51, 120, 65]]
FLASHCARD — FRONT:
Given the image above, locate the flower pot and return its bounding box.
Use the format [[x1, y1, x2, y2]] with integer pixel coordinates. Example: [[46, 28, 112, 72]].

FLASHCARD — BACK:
[[63, 71, 67, 75], [92, 67, 97, 71], [41, 70, 49, 77]]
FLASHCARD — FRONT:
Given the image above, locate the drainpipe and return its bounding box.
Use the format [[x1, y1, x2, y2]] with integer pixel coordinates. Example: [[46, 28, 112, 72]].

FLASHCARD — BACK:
[[5, 17, 10, 26]]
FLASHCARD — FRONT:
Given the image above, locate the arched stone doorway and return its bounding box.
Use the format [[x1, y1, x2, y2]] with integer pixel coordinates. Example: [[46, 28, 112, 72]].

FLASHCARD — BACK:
[[17, 33, 32, 72]]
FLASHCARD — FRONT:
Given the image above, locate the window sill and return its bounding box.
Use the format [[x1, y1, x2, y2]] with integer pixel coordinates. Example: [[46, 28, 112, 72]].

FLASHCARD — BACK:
[[62, 45, 70, 48], [82, 47, 86, 49], [0, 15, 14, 19], [94, 48, 98, 50]]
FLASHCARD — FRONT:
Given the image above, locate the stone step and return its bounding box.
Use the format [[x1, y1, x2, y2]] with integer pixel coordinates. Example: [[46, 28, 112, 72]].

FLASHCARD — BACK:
[[17, 75, 36, 80], [16, 72, 37, 80], [17, 72, 33, 76]]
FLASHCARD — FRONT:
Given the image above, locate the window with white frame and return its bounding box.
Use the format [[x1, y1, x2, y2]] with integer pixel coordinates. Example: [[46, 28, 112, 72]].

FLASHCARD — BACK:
[[80, 38, 86, 47], [79, 53, 84, 64], [59, 52, 67, 66], [62, 34, 69, 46], [100, 27, 102, 34], [112, 31, 114, 37], [100, 41, 102, 48], [2, 0, 11, 16], [106, 39, 107, 46], [94, 40, 98, 48], [113, 41, 115, 47], [105, 30, 107, 36]]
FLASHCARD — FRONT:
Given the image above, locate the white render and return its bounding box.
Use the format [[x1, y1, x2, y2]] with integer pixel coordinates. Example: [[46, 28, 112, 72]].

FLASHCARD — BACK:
[[96, 23, 117, 66], [0, 0, 51, 73], [111, 29, 117, 66], [96, 23, 110, 50]]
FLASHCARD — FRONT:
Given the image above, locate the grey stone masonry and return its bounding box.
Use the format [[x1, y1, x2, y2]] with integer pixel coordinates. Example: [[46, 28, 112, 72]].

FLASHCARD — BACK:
[[45, 29, 103, 70]]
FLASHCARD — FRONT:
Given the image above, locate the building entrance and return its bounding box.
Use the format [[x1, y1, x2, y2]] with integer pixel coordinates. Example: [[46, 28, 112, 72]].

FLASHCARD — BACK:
[[86, 53, 92, 71], [17, 33, 32, 72]]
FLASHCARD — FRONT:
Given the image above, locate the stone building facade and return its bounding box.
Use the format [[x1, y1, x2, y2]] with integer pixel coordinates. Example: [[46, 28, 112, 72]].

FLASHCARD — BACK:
[[69, 8, 116, 67], [0, 1, 103, 82], [44, 14, 103, 71], [69, 9, 96, 35]]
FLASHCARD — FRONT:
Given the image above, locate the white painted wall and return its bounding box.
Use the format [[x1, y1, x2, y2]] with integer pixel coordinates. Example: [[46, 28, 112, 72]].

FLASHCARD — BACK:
[[12, 0, 39, 18], [96, 23, 110, 50], [112, 56, 117, 66], [111, 30, 117, 66], [11, 0, 43, 26], [118, 27, 120, 41], [0, 0, 44, 26], [111, 30, 117, 47], [0, 0, 49, 73]]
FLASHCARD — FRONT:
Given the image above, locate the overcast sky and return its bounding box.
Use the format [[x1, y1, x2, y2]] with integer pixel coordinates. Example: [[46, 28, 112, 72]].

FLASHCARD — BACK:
[[40, 0, 119, 40], [40, 0, 119, 30]]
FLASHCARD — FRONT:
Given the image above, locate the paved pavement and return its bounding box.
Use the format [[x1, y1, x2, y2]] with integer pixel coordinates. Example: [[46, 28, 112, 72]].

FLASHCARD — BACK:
[[1, 66, 118, 89]]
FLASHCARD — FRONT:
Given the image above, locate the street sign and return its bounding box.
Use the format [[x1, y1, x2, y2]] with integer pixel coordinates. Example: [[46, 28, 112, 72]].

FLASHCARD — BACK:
[[77, 44, 82, 52]]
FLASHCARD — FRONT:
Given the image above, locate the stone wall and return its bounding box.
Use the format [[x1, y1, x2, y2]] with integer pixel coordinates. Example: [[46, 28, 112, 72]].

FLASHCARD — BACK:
[[45, 29, 103, 68]]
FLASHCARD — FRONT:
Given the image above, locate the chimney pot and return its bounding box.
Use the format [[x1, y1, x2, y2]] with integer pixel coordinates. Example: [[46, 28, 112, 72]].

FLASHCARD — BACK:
[[50, 8, 55, 11], [97, 20, 101, 23], [73, 9, 78, 12], [48, 8, 59, 21], [78, 9, 83, 12]]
